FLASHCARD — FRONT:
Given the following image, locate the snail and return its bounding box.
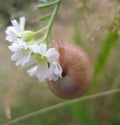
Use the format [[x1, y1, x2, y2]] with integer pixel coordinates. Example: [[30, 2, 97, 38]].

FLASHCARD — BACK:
[[48, 41, 94, 99]]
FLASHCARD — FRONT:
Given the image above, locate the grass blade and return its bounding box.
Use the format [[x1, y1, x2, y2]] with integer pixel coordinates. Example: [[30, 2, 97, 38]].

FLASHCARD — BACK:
[[94, 31, 119, 83], [88, 30, 119, 93]]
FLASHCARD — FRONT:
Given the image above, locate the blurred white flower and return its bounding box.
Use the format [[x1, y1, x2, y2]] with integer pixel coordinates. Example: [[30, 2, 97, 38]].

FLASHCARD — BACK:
[[5, 16, 34, 43], [9, 40, 32, 66], [27, 43, 62, 82], [5, 16, 25, 42]]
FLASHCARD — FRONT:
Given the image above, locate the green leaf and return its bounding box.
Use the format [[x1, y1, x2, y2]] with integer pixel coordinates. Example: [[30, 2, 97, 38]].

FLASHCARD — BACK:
[[37, 0, 60, 10], [39, 13, 52, 22]]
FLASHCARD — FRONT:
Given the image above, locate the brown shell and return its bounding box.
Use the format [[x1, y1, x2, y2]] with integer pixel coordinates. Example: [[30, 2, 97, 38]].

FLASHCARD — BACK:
[[48, 41, 94, 99]]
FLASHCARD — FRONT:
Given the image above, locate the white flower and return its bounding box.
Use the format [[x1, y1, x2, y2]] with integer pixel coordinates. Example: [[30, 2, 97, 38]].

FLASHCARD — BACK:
[[27, 43, 62, 82], [9, 40, 32, 66], [5, 16, 25, 42]]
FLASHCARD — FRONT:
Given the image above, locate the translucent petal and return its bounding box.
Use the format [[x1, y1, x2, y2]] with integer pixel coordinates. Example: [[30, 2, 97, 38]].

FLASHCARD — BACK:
[[20, 16, 25, 31], [47, 64, 54, 81], [46, 48, 59, 62], [5, 27, 18, 42], [11, 19, 21, 33], [36, 64, 48, 79], [39, 43, 47, 55], [27, 66, 38, 76], [6, 36, 16, 42], [31, 44, 41, 53], [54, 63, 62, 76], [5, 27, 17, 35]]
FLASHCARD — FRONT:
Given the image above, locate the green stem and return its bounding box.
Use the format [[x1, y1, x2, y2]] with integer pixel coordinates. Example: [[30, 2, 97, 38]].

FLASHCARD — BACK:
[[34, 25, 49, 35], [44, 0, 62, 44]]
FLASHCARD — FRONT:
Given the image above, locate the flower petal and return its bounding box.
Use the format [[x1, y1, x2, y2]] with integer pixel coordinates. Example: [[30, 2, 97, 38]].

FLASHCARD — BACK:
[[54, 63, 62, 75], [47, 61, 62, 81], [31, 43, 47, 55], [36, 64, 48, 79], [20, 16, 25, 31], [5, 27, 18, 42], [27, 66, 38, 76], [39, 43, 47, 55], [46, 48, 59, 62], [31, 44, 41, 53], [11, 19, 21, 33]]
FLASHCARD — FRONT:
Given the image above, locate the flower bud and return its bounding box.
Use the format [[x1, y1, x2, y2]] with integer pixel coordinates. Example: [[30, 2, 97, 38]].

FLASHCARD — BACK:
[[23, 31, 35, 42]]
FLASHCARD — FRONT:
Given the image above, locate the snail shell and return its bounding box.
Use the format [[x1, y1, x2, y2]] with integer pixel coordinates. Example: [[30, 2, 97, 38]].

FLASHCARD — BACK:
[[48, 41, 94, 99]]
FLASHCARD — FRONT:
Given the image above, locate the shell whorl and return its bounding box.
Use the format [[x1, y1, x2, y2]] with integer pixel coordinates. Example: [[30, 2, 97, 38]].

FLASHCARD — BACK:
[[48, 41, 94, 99]]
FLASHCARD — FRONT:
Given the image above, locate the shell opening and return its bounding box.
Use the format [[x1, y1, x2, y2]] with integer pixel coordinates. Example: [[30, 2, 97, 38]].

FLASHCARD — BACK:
[[62, 71, 66, 77]]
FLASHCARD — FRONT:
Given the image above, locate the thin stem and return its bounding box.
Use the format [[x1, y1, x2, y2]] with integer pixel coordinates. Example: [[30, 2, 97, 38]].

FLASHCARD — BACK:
[[34, 25, 49, 35], [2, 89, 120, 125], [44, 0, 62, 44]]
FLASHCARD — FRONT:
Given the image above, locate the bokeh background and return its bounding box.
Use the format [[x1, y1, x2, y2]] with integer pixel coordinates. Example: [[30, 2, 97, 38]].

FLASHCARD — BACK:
[[0, 0, 120, 125]]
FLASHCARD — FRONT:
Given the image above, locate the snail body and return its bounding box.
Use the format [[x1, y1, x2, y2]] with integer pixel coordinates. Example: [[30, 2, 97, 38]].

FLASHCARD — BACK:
[[48, 41, 94, 99]]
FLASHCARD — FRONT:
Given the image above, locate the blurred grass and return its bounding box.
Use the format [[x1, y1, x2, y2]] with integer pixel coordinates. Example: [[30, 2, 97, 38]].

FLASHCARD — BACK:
[[94, 31, 119, 89], [0, 0, 120, 125]]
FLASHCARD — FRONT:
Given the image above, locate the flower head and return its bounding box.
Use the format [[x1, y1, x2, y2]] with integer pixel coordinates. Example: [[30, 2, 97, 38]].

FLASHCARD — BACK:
[[6, 17, 25, 42], [27, 43, 62, 82]]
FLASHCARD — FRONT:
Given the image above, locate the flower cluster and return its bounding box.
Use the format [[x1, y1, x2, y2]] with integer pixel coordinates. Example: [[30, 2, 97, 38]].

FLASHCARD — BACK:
[[5, 17, 62, 82]]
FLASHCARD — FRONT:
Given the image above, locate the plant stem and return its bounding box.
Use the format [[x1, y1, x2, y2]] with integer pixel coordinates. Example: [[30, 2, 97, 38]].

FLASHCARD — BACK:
[[2, 89, 120, 125], [44, 0, 62, 45], [34, 25, 49, 35]]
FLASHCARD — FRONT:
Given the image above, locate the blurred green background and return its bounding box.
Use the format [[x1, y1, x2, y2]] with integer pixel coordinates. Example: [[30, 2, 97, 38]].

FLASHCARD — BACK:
[[0, 0, 120, 125]]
